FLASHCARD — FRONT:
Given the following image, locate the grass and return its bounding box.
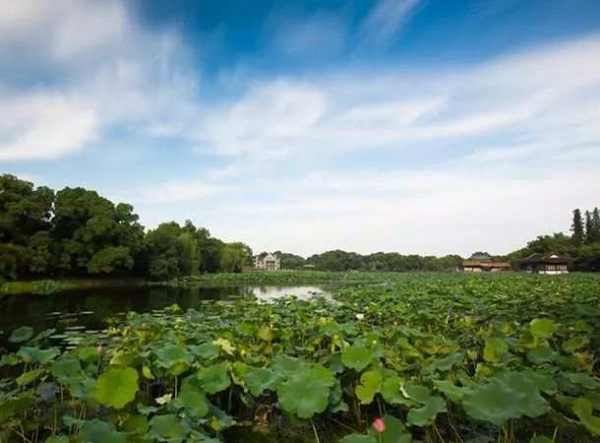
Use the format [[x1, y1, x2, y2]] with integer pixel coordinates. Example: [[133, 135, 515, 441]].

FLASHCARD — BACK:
[[0, 278, 145, 296]]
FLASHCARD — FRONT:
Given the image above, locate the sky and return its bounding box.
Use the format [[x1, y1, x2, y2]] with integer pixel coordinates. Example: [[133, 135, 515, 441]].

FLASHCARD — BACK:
[[2, 0, 600, 257]]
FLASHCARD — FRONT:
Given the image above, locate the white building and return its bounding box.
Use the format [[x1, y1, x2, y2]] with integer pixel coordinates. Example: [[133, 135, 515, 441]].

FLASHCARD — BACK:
[[254, 253, 281, 271]]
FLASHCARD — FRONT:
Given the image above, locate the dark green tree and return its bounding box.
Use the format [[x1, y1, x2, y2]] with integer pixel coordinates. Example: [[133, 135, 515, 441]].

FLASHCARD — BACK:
[[591, 208, 600, 243], [585, 211, 594, 244], [571, 209, 584, 245]]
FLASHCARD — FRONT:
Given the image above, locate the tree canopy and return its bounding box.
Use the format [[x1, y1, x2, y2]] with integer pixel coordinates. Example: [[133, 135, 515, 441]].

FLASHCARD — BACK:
[[0, 174, 251, 281]]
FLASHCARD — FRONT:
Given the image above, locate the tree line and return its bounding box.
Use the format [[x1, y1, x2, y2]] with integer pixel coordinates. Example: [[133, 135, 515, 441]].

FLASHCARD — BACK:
[[0, 174, 252, 281], [507, 206, 600, 271], [272, 250, 462, 272]]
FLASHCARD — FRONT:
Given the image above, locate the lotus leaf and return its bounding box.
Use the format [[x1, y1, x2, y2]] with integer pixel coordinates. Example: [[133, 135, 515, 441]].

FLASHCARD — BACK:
[[79, 419, 127, 443], [529, 319, 557, 339], [180, 379, 210, 417], [572, 397, 600, 436], [406, 396, 446, 427], [342, 343, 376, 371], [462, 371, 548, 426], [278, 364, 336, 418], [339, 435, 377, 443], [244, 366, 280, 396], [356, 369, 382, 404], [196, 363, 230, 394], [149, 414, 190, 442], [93, 367, 138, 409], [483, 338, 508, 363], [9, 326, 34, 343], [17, 346, 59, 364]]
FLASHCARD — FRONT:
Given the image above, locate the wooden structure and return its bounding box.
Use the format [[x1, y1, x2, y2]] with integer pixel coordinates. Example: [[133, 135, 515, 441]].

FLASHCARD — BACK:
[[461, 252, 511, 272], [519, 254, 570, 274], [254, 252, 280, 271]]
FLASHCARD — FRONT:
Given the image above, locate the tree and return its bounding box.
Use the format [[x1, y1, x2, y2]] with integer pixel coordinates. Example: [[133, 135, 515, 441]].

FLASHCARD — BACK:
[[585, 211, 594, 244], [88, 246, 134, 274], [220, 242, 252, 273], [591, 208, 600, 243], [571, 209, 585, 245]]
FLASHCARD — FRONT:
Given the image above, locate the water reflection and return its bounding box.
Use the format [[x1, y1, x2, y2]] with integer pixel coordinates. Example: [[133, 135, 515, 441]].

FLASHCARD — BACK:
[[0, 284, 331, 337]]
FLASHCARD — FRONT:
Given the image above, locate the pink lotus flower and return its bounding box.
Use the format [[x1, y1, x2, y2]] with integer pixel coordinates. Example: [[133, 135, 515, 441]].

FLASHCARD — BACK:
[[372, 417, 385, 433]]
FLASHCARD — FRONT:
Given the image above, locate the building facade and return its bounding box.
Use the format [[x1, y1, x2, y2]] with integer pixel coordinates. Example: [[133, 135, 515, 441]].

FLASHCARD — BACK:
[[461, 252, 512, 272], [254, 253, 281, 271], [519, 254, 569, 274]]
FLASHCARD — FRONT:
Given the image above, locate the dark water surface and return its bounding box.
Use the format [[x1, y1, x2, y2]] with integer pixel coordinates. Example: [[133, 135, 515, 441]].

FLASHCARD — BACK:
[[0, 285, 328, 338]]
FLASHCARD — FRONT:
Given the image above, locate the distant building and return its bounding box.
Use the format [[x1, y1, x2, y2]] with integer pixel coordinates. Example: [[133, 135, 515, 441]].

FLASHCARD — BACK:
[[461, 252, 512, 272], [519, 254, 570, 274], [254, 252, 281, 271]]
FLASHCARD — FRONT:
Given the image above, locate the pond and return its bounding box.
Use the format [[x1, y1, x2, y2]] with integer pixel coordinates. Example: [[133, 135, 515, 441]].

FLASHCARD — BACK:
[[0, 285, 331, 341]]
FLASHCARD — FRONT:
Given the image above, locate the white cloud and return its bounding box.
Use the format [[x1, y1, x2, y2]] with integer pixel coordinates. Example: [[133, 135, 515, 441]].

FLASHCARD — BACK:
[[0, 0, 200, 162], [136, 34, 600, 256], [0, 91, 99, 160]]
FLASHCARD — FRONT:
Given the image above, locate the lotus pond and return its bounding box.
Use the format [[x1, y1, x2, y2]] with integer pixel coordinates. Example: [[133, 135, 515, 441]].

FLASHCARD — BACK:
[[1, 272, 600, 442]]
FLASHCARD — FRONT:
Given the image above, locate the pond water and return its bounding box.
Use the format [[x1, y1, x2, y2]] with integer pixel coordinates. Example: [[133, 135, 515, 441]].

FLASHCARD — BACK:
[[0, 285, 330, 339]]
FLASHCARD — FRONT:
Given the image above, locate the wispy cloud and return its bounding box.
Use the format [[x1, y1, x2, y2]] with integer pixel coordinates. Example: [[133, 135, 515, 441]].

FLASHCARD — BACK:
[[359, 0, 421, 47], [0, 0, 200, 162]]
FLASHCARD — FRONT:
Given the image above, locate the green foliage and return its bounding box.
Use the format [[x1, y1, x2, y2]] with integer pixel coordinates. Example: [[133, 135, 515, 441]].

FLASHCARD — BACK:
[[88, 246, 134, 274], [2, 273, 600, 442], [277, 363, 336, 418], [342, 342, 377, 372], [93, 367, 138, 409], [8, 326, 34, 343]]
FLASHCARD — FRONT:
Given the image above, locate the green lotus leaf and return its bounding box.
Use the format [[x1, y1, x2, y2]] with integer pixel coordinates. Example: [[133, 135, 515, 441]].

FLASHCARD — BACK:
[[17, 346, 60, 364], [406, 396, 446, 427], [189, 342, 220, 360], [339, 435, 377, 443], [9, 326, 34, 343], [45, 436, 69, 443], [51, 356, 83, 383], [483, 338, 509, 363], [155, 343, 192, 375], [196, 363, 230, 394], [403, 384, 431, 403], [179, 378, 210, 417], [377, 415, 412, 443], [271, 355, 310, 378], [572, 397, 600, 436], [530, 436, 553, 443], [0, 353, 20, 367], [356, 369, 382, 404], [149, 414, 190, 442], [16, 369, 45, 386], [79, 419, 127, 443], [523, 370, 557, 395], [428, 352, 464, 372], [93, 367, 138, 409], [0, 393, 34, 422], [562, 336, 589, 353], [278, 364, 336, 418], [342, 343, 376, 372], [433, 380, 468, 402], [529, 319, 557, 339], [244, 366, 280, 397], [381, 376, 408, 405], [463, 371, 548, 426], [122, 414, 149, 435], [565, 373, 600, 390], [77, 346, 99, 362]]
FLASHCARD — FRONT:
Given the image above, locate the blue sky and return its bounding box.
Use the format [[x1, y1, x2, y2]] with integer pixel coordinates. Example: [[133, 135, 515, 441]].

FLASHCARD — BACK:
[[2, 0, 600, 257]]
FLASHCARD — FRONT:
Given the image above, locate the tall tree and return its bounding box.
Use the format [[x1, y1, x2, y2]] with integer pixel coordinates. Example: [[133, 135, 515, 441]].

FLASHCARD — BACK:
[[585, 211, 594, 244], [591, 207, 600, 243], [571, 209, 585, 245]]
